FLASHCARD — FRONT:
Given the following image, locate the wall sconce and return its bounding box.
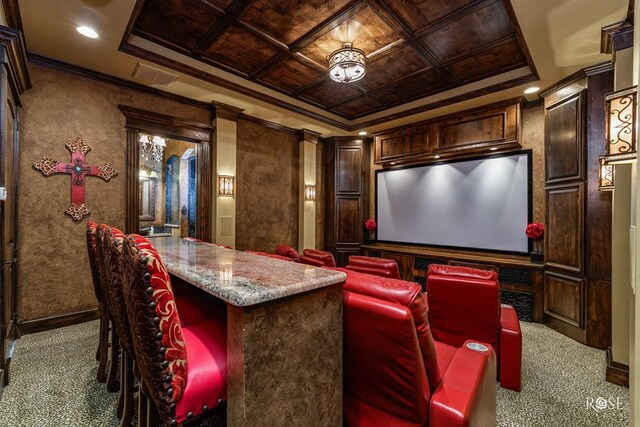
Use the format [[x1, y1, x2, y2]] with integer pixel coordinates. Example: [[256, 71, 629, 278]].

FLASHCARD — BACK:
[[598, 156, 614, 191], [304, 185, 316, 201], [604, 86, 637, 164], [218, 175, 234, 197]]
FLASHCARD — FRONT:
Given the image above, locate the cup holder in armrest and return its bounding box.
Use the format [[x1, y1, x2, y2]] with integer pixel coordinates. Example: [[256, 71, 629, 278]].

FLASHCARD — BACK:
[[466, 342, 489, 352]]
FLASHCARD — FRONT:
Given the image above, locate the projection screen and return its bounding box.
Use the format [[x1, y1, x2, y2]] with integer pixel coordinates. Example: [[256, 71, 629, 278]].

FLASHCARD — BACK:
[[376, 151, 531, 254]]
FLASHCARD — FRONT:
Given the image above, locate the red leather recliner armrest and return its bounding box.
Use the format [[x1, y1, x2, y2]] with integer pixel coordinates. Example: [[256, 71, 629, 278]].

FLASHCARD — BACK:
[[499, 304, 522, 391], [430, 340, 497, 427]]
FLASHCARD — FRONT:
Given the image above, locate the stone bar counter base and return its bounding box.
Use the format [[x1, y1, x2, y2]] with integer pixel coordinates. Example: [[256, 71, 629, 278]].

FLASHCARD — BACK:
[[153, 238, 346, 426]]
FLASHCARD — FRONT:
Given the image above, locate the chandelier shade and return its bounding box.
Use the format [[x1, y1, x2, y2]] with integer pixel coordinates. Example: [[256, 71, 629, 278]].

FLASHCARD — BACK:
[[328, 43, 366, 83], [139, 133, 166, 162]]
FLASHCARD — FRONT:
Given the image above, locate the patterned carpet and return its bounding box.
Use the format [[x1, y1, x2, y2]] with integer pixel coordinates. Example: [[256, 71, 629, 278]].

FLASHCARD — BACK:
[[0, 320, 630, 426]]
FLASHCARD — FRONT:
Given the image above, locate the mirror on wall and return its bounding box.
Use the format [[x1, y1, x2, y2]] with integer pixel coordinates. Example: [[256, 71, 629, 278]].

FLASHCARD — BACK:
[[137, 133, 198, 238]]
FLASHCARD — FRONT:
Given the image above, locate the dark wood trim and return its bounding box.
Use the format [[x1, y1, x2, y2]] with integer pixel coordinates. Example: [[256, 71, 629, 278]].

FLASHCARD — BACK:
[[601, 21, 634, 54], [1, 0, 22, 31], [298, 128, 322, 143], [238, 113, 298, 135], [500, 0, 539, 79], [119, 105, 215, 141], [371, 96, 523, 136], [120, 106, 214, 240], [213, 101, 244, 122], [539, 62, 613, 97], [27, 52, 209, 110], [0, 26, 31, 103], [17, 309, 100, 335], [605, 347, 629, 387]]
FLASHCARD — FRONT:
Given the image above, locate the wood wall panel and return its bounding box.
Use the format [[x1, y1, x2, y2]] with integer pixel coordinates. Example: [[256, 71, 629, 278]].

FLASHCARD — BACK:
[[336, 197, 361, 245], [544, 92, 584, 183], [545, 184, 584, 272], [325, 137, 370, 267], [438, 113, 505, 149], [544, 271, 584, 327], [373, 99, 520, 165], [541, 66, 613, 349], [337, 147, 362, 193]]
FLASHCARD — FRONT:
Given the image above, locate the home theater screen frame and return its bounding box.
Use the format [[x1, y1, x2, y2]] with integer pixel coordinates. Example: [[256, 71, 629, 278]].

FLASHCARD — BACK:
[[375, 150, 533, 255]]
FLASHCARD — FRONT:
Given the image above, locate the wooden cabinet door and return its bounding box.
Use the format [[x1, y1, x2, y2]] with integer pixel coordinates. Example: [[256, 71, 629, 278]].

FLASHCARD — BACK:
[[0, 81, 18, 387], [545, 183, 584, 273], [545, 92, 584, 184]]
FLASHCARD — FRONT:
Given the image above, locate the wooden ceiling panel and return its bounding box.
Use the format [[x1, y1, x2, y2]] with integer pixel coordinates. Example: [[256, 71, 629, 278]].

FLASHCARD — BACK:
[[447, 37, 526, 81], [299, 6, 403, 65], [299, 79, 362, 106], [385, 0, 477, 32], [358, 45, 430, 91], [421, 1, 514, 62], [203, 25, 281, 74], [373, 69, 449, 104], [331, 96, 386, 118], [135, 0, 221, 52], [238, 0, 353, 45], [258, 56, 325, 93], [128, 0, 537, 120]]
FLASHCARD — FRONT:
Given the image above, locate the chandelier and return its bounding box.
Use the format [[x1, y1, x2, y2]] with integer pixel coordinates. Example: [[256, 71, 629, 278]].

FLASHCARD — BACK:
[[139, 133, 166, 162], [327, 42, 366, 83]]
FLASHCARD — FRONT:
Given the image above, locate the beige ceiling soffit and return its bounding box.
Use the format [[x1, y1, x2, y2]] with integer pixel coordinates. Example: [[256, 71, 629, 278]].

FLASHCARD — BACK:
[[352, 66, 535, 126], [125, 35, 350, 127], [123, 35, 537, 133]]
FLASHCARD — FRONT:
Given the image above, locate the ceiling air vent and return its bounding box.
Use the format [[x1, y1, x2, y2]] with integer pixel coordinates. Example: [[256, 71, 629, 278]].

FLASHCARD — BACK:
[[132, 63, 178, 87]]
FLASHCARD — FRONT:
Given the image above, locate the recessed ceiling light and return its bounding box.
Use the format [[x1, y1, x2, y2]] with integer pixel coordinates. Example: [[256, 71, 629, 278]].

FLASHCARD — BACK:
[[433, 155, 441, 159], [358, 131, 367, 136], [489, 147, 498, 151], [390, 162, 396, 165], [77, 26, 99, 38], [524, 86, 540, 94]]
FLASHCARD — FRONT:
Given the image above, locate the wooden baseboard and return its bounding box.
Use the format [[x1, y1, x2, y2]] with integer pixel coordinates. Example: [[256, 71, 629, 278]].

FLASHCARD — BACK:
[[17, 308, 99, 335], [606, 347, 629, 387], [0, 368, 5, 397]]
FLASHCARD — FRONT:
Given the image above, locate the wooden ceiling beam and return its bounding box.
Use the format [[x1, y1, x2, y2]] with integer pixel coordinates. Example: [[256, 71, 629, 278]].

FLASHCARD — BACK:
[[192, 0, 258, 56]]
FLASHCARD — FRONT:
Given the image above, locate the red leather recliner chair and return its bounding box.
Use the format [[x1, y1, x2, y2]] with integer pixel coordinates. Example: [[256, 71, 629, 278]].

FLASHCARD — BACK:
[[341, 268, 497, 426], [346, 255, 401, 279], [275, 244, 300, 262], [426, 265, 522, 391], [299, 249, 336, 267]]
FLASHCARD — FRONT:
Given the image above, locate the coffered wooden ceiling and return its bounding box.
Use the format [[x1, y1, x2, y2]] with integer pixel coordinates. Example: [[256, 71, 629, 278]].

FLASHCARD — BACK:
[[127, 0, 537, 120]]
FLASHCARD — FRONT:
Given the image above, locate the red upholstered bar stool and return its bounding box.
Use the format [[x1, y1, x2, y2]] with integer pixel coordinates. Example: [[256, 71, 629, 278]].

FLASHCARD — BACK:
[[341, 268, 497, 426], [95, 224, 121, 393], [275, 244, 300, 262], [426, 264, 523, 391], [346, 255, 401, 279], [100, 226, 138, 425], [121, 235, 227, 426], [300, 249, 336, 267], [85, 221, 109, 383]]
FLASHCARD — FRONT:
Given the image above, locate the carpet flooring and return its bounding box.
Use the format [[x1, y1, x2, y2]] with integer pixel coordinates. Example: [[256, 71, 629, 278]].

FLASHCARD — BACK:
[[0, 320, 630, 426]]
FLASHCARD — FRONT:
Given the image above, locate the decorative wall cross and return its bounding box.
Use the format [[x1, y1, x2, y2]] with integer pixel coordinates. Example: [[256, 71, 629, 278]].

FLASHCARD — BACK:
[[33, 137, 117, 221]]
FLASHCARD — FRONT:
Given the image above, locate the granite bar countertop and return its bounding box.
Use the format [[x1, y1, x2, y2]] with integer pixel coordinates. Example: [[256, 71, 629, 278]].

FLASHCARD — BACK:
[[152, 237, 347, 307]]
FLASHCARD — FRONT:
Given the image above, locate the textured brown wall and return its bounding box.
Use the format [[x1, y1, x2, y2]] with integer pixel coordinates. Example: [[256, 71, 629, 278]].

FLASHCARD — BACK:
[[18, 64, 210, 321], [367, 103, 546, 232], [521, 104, 545, 223], [235, 119, 299, 252]]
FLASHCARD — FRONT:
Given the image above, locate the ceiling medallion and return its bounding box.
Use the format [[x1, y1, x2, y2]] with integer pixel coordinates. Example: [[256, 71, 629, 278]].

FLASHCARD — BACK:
[[327, 42, 366, 84]]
